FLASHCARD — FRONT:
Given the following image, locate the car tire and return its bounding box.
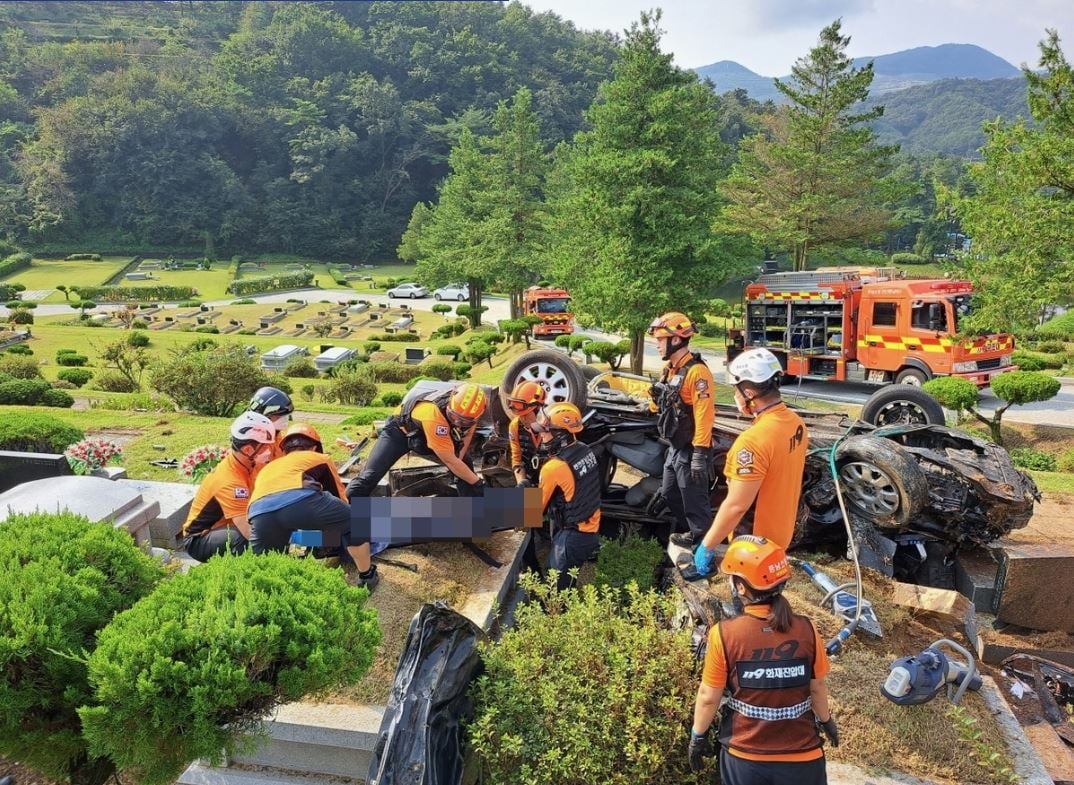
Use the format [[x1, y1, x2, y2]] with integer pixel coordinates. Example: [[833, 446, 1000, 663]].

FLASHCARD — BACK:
[[435, 294, 442, 301], [411, 292, 417, 299], [834, 436, 927, 529], [895, 367, 929, 385], [500, 349, 587, 412], [860, 385, 945, 427], [458, 294, 465, 302]]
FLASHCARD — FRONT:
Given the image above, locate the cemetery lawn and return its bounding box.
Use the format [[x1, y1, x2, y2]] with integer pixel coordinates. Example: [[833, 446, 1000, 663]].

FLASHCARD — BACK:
[[3, 257, 133, 300], [122, 266, 235, 299]]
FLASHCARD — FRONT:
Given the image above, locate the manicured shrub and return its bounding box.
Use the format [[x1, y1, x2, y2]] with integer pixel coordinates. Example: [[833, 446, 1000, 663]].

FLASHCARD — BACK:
[[381, 391, 403, 407], [92, 371, 140, 393], [1011, 351, 1045, 371], [231, 299, 256, 305], [0, 378, 52, 405], [57, 368, 93, 387], [585, 340, 628, 370], [891, 252, 928, 264], [0, 355, 41, 379], [340, 408, 393, 426], [1009, 447, 1057, 472], [284, 357, 319, 378], [370, 331, 421, 342], [1032, 340, 1066, 354], [50, 379, 77, 390], [368, 362, 423, 383], [40, 388, 74, 408], [322, 365, 378, 406], [554, 334, 571, 349], [363, 341, 381, 354], [227, 271, 314, 296], [127, 331, 150, 347], [698, 323, 723, 338], [469, 574, 696, 785], [594, 534, 665, 593], [453, 361, 472, 379], [194, 325, 220, 334], [4, 343, 32, 355], [0, 251, 31, 277], [8, 309, 33, 324], [923, 376, 978, 413], [0, 512, 164, 783], [56, 353, 89, 367], [150, 345, 274, 417], [131, 319, 149, 329], [465, 342, 496, 366], [419, 358, 456, 381], [436, 344, 462, 357], [64, 253, 103, 261], [76, 287, 197, 302], [79, 552, 379, 785], [0, 411, 83, 451]]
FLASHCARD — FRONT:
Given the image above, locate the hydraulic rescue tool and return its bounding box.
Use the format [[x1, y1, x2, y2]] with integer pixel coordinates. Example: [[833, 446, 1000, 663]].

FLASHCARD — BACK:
[[881, 638, 982, 706]]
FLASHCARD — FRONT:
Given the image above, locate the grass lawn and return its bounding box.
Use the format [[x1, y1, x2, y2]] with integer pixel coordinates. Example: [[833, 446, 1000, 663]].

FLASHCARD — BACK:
[[123, 266, 235, 299], [3, 258, 133, 301]]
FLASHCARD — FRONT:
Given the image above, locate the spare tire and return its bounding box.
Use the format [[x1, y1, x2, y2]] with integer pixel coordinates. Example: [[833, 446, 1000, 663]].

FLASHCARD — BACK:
[[499, 349, 587, 412], [860, 384, 945, 427], [834, 436, 927, 529]]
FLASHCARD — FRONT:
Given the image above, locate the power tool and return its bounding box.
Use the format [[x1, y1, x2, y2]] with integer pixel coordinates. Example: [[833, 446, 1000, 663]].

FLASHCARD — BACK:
[[881, 638, 982, 706]]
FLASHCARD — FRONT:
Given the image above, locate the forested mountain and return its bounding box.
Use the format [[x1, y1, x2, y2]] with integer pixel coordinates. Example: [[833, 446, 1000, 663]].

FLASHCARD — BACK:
[[0, 2, 617, 258]]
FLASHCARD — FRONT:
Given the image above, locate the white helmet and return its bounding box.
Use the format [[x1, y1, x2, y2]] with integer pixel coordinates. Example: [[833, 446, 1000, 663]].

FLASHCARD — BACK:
[[728, 348, 783, 385], [230, 411, 276, 445]]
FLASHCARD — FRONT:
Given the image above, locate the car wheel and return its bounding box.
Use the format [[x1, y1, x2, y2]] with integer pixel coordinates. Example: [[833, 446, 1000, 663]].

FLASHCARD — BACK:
[[834, 436, 927, 529], [388, 292, 395, 298], [860, 385, 945, 427], [895, 367, 929, 386], [435, 294, 442, 301], [458, 294, 465, 302], [411, 292, 417, 299], [500, 349, 587, 411]]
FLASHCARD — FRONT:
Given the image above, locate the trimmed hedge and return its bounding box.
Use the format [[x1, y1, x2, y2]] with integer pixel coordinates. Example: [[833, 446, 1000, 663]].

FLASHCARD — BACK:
[[0, 411, 83, 451], [57, 368, 94, 387], [0, 252, 31, 278], [227, 271, 315, 296], [369, 331, 421, 342], [56, 353, 89, 367], [64, 253, 103, 261], [73, 286, 197, 302]]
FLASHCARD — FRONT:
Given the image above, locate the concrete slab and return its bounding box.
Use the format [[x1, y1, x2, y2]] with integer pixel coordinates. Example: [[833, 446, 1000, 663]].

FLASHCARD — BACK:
[[117, 478, 196, 547], [0, 476, 157, 543], [826, 763, 939, 785], [954, 546, 999, 612], [180, 762, 359, 785], [995, 542, 1074, 632], [978, 675, 1057, 785]]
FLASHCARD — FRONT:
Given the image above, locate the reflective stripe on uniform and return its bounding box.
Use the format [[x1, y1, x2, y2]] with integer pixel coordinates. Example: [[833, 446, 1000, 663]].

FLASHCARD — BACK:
[[727, 696, 813, 722]]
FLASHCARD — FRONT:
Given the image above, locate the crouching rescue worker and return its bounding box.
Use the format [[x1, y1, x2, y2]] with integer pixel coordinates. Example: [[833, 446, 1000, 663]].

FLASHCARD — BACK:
[[689, 536, 838, 784], [346, 382, 488, 500], [647, 311, 716, 549], [249, 423, 378, 591], [247, 385, 295, 463], [537, 402, 601, 590], [181, 411, 276, 562], [506, 380, 547, 487], [695, 347, 809, 577]]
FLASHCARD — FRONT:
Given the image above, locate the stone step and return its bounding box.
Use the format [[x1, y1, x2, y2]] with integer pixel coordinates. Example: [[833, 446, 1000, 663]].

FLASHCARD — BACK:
[[180, 762, 359, 785]]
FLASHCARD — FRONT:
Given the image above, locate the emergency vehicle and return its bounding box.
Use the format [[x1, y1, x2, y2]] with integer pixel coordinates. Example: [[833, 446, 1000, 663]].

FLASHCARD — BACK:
[[727, 268, 1015, 387], [523, 286, 574, 338]]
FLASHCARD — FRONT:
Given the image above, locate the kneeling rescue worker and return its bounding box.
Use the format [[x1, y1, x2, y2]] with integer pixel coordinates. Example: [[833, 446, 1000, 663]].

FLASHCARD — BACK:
[[181, 412, 276, 562], [247, 385, 295, 464], [647, 311, 715, 549], [249, 423, 378, 591], [506, 380, 547, 487], [689, 536, 838, 784], [537, 402, 601, 590], [346, 382, 488, 500]]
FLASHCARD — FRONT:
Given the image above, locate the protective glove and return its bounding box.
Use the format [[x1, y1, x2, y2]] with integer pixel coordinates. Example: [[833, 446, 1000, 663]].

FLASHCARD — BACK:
[[689, 448, 711, 487], [688, 729, 712, 773], [694, 543, 716, 577], [816, 715, 839, 747], [516, 479, 533, 488]]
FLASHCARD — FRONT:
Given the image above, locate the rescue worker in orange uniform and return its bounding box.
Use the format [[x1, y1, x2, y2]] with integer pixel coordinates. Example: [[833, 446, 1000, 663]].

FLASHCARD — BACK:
[[346, 382, 488, 500], [249, 423, 378, 591], [247, 385, 294, 463], [694, 348, 809, 577], [689, 536, 838, 784], [648, 312, 716, 548], [537, 402, 601, 590], [181, 411, 276, 563], [506, 380, 547, 488]]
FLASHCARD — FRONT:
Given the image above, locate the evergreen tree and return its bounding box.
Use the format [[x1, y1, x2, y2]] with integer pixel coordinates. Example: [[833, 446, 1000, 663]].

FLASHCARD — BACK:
[[721, 20, 898, 270], [548, 12, 748, 373]]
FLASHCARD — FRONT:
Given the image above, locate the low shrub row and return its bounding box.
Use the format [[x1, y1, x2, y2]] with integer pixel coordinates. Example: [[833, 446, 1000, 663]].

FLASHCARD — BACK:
[[227, 271, 315, 296], [72, 285, 198, 302]]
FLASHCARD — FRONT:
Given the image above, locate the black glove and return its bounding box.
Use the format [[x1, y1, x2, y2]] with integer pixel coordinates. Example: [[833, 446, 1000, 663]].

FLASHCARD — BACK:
[[688, 729, 712, 773], [816, 715, 839, 747], [689, 448, 711, 487]]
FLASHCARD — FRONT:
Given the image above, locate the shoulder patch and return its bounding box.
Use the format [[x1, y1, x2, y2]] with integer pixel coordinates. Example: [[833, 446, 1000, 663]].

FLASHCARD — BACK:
[[736, 448, 754, 466], [435, 424, 450, 437], [694, 378, 708, 393], [234, 487, 249, 499]]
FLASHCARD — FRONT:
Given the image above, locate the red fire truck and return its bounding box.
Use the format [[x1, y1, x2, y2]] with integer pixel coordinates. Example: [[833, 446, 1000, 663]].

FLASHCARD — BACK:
[[727, 268, 1015, 387], [523, 286, 574, 338]]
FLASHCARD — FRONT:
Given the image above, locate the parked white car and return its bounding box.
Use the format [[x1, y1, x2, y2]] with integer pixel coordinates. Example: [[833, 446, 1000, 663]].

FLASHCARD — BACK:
[[386, 282, 429, 299], [433, 283, 469, 302]]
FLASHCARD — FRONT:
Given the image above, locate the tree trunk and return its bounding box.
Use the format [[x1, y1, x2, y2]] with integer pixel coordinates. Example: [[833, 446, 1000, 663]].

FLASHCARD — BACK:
[[793, 240, 809, 272], [509, 290, 521, 320], [629, 329, 645, 375], [468, 279, 483, 328]]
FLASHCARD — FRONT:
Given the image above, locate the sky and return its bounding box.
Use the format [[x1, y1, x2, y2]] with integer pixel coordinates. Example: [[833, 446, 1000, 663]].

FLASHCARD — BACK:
[[522, 0, 1074, 75]]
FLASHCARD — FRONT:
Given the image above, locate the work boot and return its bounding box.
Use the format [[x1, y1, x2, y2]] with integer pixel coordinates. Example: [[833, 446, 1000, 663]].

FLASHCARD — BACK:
[[670, 532, 696, 549], [356, 564, 380, 594]]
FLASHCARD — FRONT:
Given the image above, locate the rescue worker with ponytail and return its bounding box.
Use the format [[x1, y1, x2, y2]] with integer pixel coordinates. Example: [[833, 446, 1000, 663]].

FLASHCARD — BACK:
[[347, 382, 488, 500], [249, 423, 378, 591], [537, 402, 601, 590], [506, 381, 547, 487], [689, 536, 838, 784], [647, 311, 716, 549]]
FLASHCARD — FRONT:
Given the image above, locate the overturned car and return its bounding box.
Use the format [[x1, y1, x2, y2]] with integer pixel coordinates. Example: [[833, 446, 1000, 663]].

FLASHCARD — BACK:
[[366, 349, 1039, 587]]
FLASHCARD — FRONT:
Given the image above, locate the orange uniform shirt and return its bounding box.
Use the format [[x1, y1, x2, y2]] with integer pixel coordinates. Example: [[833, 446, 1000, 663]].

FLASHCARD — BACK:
[[182, 452, 252, 537], [723, 402, 808, 549], [508, 416, 540, 468], [404, 400, 473, 456], [650, 352, 715, 448], [539, 456, 601, 533], [250, 450, 348, 504], [702, 604, 831, 763]]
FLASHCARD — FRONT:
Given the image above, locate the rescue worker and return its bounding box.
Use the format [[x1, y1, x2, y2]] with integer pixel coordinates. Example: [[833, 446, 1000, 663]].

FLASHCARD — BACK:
[[346, 382, 488, 500], [248, 423, 378, 591], [647, 311, 716, 548], [248, 385, 295, 462], [537, 402, 601, 590], [689, 536, 838, 784], [694, 347, 809, 576], [181, 411, 276, 563], [506, 380, 547, 487]]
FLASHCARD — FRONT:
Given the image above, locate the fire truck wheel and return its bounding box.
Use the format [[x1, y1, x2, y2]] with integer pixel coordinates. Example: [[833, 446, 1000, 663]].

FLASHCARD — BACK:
[[895, 367, 929, 385], [834, 436, 927, 529], [860, 385, 945, 427], [500, 349, 587, 411]]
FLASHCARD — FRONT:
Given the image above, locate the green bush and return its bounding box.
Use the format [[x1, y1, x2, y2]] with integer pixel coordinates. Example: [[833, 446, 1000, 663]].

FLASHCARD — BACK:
[[368, 362, 424, 383], [698, 323, 723, 338], [1011, 352, 1046, 371], [469, 574, 696, 785], [363, 341, 381, 354], [370, 331, 421, 342], [340, 408, 393, 426], [0, 355, 41, 379], [131, 319, 149, 329], [74, 286, 198, 302], [0, 378, 52, 405], [419, 358, 456, 381], [381, 391, 403, 407], [554, 334, 572, 349], [64, 253, 103, 261], [891, 252, 928, 265], [4, 343, 32, 355], [1009, 447, 1057, 472], [57, 368, 94, 387], [1039, 310, 1074, 340], [465, 342, 496, 366], [594, 534, 665, 593], [322, 365, 378, 406], [231, 298, 257, 305], [283, 357, 319, 378], [585, 340, 627, 370], [177, 299, 202, 308], [992, 371, 1061, 407], [237, 328, 257, 335], [92, 371, 140, 393], [432, 303, 452, 315], [194, 325, 220, 334], [923, 376, 978, 413], [436, 344, 462, 357], [150, 345, 274, 417], [56, 353, 89, 367], [79, 552, 379, 785], [0, 251, 31, 277], [405, 375, 437, 391], [453, 361, 472, 379], [0, 411, 82, 451], [8, 309, 33, 324], [0, 512, 164, 783], [1032, 340, 1067, 354], [127, 330, 150, 347], [227, 271, 314, 296], [40, 388, 74, 408], [1057, 449, 1074, 473]]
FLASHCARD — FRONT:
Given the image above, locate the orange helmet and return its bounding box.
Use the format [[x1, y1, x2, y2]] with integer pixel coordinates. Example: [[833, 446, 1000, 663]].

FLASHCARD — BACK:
[[647, 311, 697, 340], [507, 381, 546, 414], [447, 383, 487, 425], [720, 536, 790, 592], [281, 423, 323, 452], [543, 402, 585, 434]]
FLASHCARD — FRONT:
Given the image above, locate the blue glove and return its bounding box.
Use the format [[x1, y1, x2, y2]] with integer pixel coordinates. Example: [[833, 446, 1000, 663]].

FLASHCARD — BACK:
[[694, 543, 716, 577]]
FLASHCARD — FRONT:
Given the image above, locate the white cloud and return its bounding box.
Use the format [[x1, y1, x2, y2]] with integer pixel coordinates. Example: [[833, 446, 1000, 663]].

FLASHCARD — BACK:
[[739, 0, 877, 33]]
